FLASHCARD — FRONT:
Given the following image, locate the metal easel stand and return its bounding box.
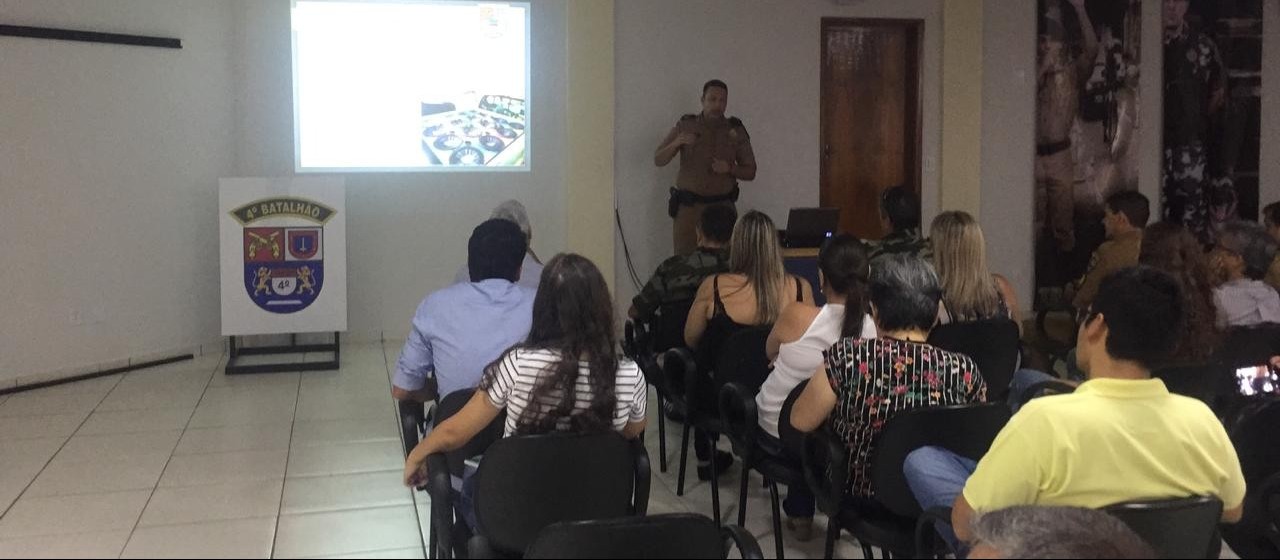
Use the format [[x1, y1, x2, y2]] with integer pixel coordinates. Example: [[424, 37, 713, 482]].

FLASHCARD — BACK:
[[225, 332, 341, 375]]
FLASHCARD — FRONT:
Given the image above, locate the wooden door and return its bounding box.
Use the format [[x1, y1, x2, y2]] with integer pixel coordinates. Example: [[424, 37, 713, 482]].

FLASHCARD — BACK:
[[820, 19, 923, 240]]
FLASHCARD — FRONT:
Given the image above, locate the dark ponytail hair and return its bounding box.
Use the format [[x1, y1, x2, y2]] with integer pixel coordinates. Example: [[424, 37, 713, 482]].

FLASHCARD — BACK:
[[818, 235, 871, 338]]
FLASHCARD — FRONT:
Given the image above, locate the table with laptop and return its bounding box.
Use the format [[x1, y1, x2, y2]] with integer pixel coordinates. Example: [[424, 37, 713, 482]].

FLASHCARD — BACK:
[[779, 208, 840, 306]]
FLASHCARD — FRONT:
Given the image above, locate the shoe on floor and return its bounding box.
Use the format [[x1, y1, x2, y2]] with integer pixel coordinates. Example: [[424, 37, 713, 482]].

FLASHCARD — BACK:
[[786, 517, 815, 542], [696, 450, 734, 481]]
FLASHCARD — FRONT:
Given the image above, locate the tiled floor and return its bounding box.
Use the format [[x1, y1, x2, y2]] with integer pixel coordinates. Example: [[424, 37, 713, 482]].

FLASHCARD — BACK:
[[0, 343, 871, 559]]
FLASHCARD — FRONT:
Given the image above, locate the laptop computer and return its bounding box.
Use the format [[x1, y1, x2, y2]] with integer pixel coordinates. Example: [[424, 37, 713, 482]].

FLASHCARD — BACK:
[[782, 207, 840, 248]]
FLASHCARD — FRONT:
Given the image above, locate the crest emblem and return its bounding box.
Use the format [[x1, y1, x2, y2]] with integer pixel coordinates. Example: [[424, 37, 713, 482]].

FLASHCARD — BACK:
[[232, 198, 335, 314]]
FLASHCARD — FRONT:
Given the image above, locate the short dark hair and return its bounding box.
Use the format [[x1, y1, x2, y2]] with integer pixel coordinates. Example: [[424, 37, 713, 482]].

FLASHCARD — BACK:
[[881, 186, 921, 231], [869, 254, 942, 332], [1263, 201, 1280, 229], [1091, 266, 1184, 370], [1105, 191, 1150, 228], [468, 219, 527, 283], [702, 79, 728, 98], [698, 205, 737, 244]]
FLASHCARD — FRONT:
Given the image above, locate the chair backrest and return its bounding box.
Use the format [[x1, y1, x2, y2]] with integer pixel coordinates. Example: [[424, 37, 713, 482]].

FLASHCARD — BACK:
[[472, 432, 647, 555], [626, 321, 669, 396], [1154, 363, 1231, 411], [1231, 399, 1280, 489], [714, 325, 774, 392], [927, 318, 1022, 398], [525, 514, 736, 559], [803, 426, 849, 517], [1104, 496, 1223, 559], [870, 403, 1012, 517], [435, 389, 506, 477], [654, 299, 696, 353], [1215, 324, 1280, 370]]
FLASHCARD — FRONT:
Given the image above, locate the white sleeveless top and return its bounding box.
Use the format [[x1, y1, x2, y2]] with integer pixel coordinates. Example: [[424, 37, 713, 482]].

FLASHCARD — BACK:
[[756, 304, 877, 438]]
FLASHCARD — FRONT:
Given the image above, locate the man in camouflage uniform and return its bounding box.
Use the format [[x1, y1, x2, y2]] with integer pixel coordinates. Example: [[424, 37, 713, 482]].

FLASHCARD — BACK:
[[654, 80, 757, 256], [1163, 0, 1226, 244], [629, 205, 735, 324], [868, 186, 931, 263]]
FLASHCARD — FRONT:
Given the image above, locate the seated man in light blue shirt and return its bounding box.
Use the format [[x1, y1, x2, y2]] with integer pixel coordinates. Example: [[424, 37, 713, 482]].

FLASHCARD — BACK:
[[452, 200, 544, 290], [393, 219, 536, 402]]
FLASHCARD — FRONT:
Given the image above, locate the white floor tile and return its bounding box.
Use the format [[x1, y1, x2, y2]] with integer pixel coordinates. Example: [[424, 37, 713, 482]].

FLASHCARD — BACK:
[[118, 368, 212, 390], [0, 413, 87, 441], [77, 408, 193, 436], [0, 490, 150, 538], [0, 530, 131, 559], [290, 419, 399, 448], [55, 430, 182, 461], [25, 450, 172, 497], [96, 383, 207, 412], [187, 396, 296, 429], [294, 393, 393, 422], [301, 547, 426, 559], [173, 423, 293, 456], [0, 439, 68, 512], [159, 449, 288, 488], [282, 471, 413, 515], [274, 506, 421, 558], [121, 517, 277, 559], [139, 479, 283, 527], [0, 391, 106, 418], [286, 441, 404, 478], [207, 371, 300, 389], [3, 376, 120, 399]]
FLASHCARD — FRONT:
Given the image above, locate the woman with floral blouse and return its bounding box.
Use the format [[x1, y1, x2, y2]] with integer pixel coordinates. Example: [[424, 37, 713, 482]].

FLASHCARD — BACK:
[[791, 254, 988, 500]]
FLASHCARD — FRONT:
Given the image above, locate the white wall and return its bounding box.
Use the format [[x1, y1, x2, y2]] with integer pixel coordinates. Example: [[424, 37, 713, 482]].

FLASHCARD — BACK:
[[0, 0, 569, 386], [613, 0, 943, 310], [0, 0, 236, 386], [233, 0, 569, 342]]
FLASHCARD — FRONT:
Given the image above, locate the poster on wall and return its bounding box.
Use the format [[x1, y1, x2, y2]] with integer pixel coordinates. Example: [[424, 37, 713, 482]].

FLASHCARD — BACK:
[[219, 178, 347, 336], [1035, 0, 1144, 305], [1161, 0, 1264, 243]]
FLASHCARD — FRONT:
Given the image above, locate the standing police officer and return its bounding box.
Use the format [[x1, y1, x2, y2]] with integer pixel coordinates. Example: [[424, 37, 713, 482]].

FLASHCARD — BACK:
[[654, 80, 757, 255]]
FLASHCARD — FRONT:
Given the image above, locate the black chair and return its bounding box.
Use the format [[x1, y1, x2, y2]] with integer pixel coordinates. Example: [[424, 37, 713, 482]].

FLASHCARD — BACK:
[[653, 299, 696, 354], [1154, 363, 1230, 410], [1215, 324, 1280, 371], [1015, 377, 1077, 405], [624, 320, 673, 473], [1104, 496, 1224, 559], [667, 326, 772, 526], [422, 389, 507, 560], [466, 432, 651, 559], [805, 403, 1011, 559], [524, 514, 764, 559], [718, 332, 804, 558], [928, 318, 1022, 400], [400, 399, 428, 458], [1224, 399, 1280, 558]]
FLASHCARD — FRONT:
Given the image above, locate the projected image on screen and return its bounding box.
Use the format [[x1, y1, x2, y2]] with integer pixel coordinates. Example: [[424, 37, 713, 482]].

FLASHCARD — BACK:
[[293, 1, 530, 171]]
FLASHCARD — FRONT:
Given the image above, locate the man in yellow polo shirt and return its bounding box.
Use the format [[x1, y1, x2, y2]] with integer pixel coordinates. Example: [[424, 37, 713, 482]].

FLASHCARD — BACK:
[[904, 266, 1245, 552]]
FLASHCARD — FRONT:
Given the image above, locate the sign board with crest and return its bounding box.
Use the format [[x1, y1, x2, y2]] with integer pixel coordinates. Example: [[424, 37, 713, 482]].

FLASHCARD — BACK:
[[220, 178, 347, 336]]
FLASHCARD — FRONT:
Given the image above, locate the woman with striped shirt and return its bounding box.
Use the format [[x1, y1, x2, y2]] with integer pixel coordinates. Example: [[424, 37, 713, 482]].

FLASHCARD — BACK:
[[403, 254, 648, 518]]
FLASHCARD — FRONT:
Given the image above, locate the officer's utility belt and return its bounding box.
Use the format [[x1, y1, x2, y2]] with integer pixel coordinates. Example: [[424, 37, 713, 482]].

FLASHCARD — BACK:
[[668, 186, 740, 218]]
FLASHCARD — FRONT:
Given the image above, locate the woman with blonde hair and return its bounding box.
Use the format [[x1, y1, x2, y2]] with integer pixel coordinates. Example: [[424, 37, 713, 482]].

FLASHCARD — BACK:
[[684, 209, 813, 478], [930, 211, 1021, 325]]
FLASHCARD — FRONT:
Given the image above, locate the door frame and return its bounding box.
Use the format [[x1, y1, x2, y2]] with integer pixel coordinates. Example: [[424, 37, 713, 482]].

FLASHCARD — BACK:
[[818, 17, 925, 233]]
